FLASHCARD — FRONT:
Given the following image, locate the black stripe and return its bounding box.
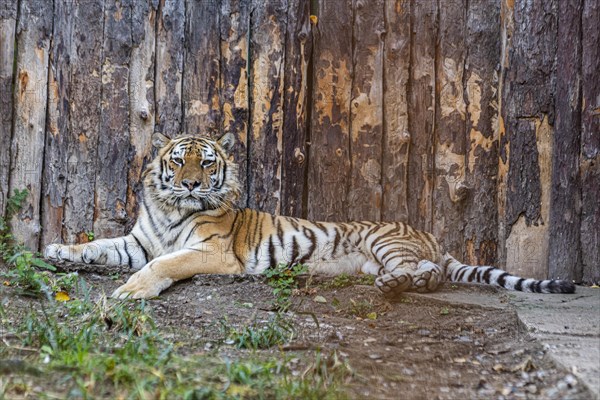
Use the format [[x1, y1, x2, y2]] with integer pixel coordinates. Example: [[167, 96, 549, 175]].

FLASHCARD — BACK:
[[253, 213, 264, 265], [482, 267, 495, 284], [115, 241, 122, 265], [123, 238, 132, 268], [364, 224, 385, 242], [495, 272, 509, 287], [298, 227, 316, 264], [514, 278, 524, 291], [268, 236, 276, 269], [467, 268, 478, 282], [291, 236, 299, 264], [169, 210, 197, 229], [130, 233, 149, 264], [332, 228, 341, 257], [456, 266, 470, 281]]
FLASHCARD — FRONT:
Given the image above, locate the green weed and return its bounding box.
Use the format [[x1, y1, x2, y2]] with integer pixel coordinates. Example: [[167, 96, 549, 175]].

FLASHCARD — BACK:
[[264, 263, 308, 309], [320, 273, 376, 289], [220, 314, 295, 350]]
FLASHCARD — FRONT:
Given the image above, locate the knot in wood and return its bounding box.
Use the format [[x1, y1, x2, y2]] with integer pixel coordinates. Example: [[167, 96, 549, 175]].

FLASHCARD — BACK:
[[297, 31, 307, 41], [294, 147, 305, 164], [139, 110, 149, 120]]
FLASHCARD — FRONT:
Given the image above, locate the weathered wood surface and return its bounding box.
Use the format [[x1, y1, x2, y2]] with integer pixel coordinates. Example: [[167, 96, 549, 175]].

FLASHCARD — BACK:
[[220, 0, 250, 206], [407, 0, 436, 233], [183, 0, 221, 138], [548, 0, 583, 281], [381, 0, 410, 223], [433, 0, 467, 258], [579, 0, 600, 284], [0, 0, 17, 217], [155, 0, 184, 137], [307, 0, 352, 222], [94, 0, 133, 240], [1, 0, 598, 283], [8, 0, 53, 250], [500, 0, 556, 280], [281, 0, 311, 218], [463, 0, 500, 266], [247, 0, 287, 214]]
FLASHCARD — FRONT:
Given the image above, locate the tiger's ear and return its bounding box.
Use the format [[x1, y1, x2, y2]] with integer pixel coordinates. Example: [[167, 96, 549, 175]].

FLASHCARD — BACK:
[[217, 132, 235, 153], [152, 132, 171, 149]]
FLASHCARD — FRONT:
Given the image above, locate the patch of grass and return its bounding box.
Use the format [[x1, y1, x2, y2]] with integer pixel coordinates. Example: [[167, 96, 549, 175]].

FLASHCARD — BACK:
[[264, 263, 308, 309], [320, 273, 376, 289], [220, 314, 295, 350], [349, 299, 376, 319]]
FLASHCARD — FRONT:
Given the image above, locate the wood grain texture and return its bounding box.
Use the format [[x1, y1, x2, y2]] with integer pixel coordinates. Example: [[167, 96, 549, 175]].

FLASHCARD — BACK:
[[94, 0, 133, 239], [347, 0, 384, 222], [580, 0, 600, 284], [220, 0, 250, 206], [500, 0, 557, 278], [280, 0, 311, 218], [381, 0, 410, 223], [463, 0, 500, 265], [307, 0, 352, 222], [40, 0, 73, 246], [548, 0, 583, 281], [127, 0, 157, 232], [183, 0, 220, 137], [9, 0, 53, 250], [155, 0, 184, 137], [0, 0, 17, 217], [247, 0, 287, 214], [407, 0, 436, 232], [61, 0, 104, 245], [433, 0, 467, 257]]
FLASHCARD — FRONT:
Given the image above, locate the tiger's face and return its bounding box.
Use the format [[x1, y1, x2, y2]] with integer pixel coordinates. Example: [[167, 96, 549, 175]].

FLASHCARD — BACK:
[[147, 133, 239, 211]]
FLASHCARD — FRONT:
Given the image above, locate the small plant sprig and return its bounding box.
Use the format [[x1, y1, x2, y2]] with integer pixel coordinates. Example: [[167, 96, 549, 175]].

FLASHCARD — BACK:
[[264, 263, 308, 310]]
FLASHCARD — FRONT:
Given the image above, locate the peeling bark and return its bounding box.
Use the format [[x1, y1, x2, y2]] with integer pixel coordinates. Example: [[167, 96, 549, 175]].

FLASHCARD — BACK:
[[407, 0, 436, 232], [94, 0, 133, 239], [580, 0, 600, 284], [381, 0, 410, 223], [183, 0, 220, 137], [247, 0, 287, 214], [463, 0, 500, 265], [0, 0, 17, 216], [220, 0, 250, 206], [281, 0, 311, 217], [347, 0, 384, 222], [307, 0, 352, 222], [9, 0, 53, 250], [433, 0, 467, 257], [155, 0, 184, 137]]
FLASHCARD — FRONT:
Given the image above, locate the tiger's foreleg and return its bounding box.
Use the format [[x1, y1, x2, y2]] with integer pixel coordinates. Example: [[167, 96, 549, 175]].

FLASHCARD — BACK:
[[44, 235, 149, 269], [111, 247, 243, 299]]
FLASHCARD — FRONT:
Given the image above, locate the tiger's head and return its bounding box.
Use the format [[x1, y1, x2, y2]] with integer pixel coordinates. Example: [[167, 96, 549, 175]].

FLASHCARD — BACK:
[[145, 133, 240, 212]]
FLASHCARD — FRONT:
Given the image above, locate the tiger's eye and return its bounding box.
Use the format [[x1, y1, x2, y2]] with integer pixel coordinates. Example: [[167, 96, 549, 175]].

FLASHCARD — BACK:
[[172, 157, 183, 165], [201, 159, 214, 168]]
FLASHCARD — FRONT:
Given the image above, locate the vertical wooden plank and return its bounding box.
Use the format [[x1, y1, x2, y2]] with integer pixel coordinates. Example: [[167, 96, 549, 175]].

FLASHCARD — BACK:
[[183, 0, 220, 137], [155, 0, 184, 137], [0, 0, 17, 216], [501, 0, 557, 279], [548, 0, 583, 281], [9, 0, 53, 250], [347, 0, 384, 222], [247, 0, 287, 214], [307, 0, 352, 222], [463, 0, 501, 265], [220, 0, 250, 206], [433, 0, 467, 257], [41, 0, 72, 246], [281, 0, 311, 217], [94, 0, 133, 239], [580, 0, 600, 284], [407, 0, 436, 232], [127, 0, 157, 231], [381, 0, 410, 223], [61, 0, 104, 244]]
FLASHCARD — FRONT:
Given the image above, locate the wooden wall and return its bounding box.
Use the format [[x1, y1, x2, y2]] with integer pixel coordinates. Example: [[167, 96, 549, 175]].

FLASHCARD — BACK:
[[0, 0, 598, 283]]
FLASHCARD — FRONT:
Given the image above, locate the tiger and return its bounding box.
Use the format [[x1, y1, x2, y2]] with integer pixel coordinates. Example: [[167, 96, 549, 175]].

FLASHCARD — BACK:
[[44, 133, 576, 299]]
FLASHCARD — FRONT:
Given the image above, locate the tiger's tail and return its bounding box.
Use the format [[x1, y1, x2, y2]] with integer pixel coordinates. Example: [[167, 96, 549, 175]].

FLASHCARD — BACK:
[[442, 253, 575, 294]]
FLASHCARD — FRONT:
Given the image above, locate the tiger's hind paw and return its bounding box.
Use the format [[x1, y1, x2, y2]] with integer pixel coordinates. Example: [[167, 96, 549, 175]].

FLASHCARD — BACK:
[[375, 270, 412, 295]]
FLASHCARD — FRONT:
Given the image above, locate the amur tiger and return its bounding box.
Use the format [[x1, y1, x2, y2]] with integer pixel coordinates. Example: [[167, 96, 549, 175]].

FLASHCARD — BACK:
[[45, 133, 576, 299]]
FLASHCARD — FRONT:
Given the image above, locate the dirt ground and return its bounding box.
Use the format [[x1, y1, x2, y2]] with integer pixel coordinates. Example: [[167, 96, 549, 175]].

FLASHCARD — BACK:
[[1, 262, 591, 400]]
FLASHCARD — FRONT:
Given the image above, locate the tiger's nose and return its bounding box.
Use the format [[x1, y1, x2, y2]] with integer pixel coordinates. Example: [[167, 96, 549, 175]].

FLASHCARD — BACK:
[[182, 179, 201, 191]]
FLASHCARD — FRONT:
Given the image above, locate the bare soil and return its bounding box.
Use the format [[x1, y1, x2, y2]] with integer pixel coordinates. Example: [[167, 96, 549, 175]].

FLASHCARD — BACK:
[[1, 263, 591, 400]]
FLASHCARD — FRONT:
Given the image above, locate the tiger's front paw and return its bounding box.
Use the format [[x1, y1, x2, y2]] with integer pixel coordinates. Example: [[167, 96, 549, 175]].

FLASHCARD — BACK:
[[44, 244, 67, 262], [111, 266, 173, 300]]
